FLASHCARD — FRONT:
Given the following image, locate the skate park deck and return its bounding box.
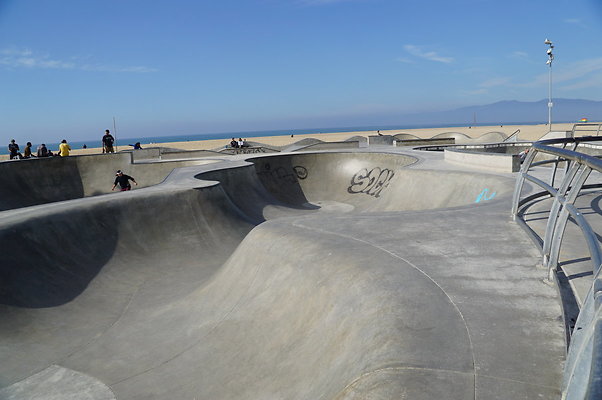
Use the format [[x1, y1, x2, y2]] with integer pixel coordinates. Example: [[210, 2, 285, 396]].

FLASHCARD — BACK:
[[0, 147, 567, 399]]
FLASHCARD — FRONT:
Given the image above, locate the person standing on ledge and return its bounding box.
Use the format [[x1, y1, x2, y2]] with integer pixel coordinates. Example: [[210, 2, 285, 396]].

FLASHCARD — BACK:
[[112, 170, 138, 191], [8, 139, 21, 159], [102, 129, 115, 153], [58, 139, 71, 157]]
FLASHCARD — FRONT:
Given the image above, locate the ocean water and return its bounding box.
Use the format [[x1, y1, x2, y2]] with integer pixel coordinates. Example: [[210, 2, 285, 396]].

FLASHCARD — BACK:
[[37, 122, 526, 151]]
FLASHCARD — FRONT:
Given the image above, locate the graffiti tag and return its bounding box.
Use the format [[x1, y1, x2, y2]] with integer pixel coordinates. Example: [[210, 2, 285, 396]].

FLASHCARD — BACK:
[[258, 164, 308, 184], [347, 167, 395, 198], [475, 188, 496, 203]]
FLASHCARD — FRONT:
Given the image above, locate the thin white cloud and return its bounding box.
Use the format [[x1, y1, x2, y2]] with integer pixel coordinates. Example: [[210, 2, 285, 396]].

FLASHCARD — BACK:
[[517, 57, 602, 89], [479, 77, 512, 88], [297, 0, 362, 5], [560, 73, 602, 90], [81, 64, 158, 73], [564, 18, 588, 29], [403, 44, 453, 64], [396, 57, 413, 64], [462, 88, 488, 96], [462, 77, 511, 96], [555, 57, 602, 82], [0, 48, 157, 73], [557, 58, 602, 90], [511, 51, 529, 59]]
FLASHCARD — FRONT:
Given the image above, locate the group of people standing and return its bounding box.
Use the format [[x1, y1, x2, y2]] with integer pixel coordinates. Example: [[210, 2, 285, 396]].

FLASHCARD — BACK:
[[8, 139, 71, 159]]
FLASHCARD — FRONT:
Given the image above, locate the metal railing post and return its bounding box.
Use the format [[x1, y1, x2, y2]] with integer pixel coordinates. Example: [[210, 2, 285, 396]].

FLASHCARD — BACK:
[[541, 162, 583, 269], [548, 164, 599, 274], [511, 148, 537, 218]]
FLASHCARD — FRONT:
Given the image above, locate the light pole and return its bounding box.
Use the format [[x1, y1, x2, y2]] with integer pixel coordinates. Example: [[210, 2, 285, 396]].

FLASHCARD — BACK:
[[545, 38, 554, 131]]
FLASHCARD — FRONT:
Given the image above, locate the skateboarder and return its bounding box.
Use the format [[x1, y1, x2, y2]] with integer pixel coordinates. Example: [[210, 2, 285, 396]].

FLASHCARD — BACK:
[[112, 170, 138, 191]]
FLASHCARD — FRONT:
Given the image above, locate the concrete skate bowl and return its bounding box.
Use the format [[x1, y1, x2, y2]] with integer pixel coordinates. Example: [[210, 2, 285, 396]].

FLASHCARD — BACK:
[[432, 131, 507, 144], [0, 152, 218, 211], [198, 152, 515, 218], [0, 151, 516, 399]]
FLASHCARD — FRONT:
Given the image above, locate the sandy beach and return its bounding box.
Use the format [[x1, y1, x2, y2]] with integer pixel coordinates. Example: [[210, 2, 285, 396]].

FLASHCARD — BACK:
[[0, 122, 582, 160]]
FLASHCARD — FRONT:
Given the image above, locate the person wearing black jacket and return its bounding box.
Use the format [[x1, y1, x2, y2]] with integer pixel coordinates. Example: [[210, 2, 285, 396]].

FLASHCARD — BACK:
[[112, 170, 138, 191], [103, 130, 115, 153]]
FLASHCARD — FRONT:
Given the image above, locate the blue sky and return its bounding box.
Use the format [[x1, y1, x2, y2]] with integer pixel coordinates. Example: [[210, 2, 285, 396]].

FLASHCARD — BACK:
[[1, 0, 602, 143]]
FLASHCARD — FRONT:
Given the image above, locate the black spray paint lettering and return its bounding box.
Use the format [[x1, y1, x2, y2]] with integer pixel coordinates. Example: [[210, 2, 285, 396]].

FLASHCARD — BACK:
[[293, 166, 308, 180], [347, 167, 395, 198], [259, 164, 308, 183]]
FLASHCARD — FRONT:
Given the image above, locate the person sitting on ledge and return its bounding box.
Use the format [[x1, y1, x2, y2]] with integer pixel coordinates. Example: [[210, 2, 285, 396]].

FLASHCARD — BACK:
[[230, 138, 238, 148], [37, 143, 49, 157], [58, 139, 71, 157], [23, 142, 35, 158]]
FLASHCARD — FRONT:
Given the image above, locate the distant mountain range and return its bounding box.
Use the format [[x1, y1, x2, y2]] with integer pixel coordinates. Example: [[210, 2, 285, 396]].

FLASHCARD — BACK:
[[396, 98, 602, 126]]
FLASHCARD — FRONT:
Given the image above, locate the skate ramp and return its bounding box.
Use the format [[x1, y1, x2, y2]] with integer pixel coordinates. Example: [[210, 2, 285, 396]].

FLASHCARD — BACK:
[[0, 153, 218, 211], [432, 131, 507, 144], [200, 152, 514, 217], [0, 151, 562, 399]]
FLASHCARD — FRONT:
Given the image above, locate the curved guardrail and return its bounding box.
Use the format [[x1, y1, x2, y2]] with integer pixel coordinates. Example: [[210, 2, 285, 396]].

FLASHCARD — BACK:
[[511, 136, 602, 400]]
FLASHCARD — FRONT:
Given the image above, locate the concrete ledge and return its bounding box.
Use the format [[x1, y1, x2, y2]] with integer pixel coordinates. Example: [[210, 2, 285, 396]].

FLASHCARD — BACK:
[[396, 138, 455, 147], [130, 148, 161, 161], [293, 141, 359, 151], [444, 148, 521, 173], [160, 149, 221, 160], [368, 135, 395, 145]]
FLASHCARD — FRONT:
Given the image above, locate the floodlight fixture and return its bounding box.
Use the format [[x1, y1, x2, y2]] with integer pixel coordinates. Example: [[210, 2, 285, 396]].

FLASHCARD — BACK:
[[545, 39, 554, 131]]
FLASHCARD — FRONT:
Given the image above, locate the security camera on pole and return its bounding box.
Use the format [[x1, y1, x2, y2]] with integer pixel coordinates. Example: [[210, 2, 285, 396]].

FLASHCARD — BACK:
[[544, 38, 554, 132]]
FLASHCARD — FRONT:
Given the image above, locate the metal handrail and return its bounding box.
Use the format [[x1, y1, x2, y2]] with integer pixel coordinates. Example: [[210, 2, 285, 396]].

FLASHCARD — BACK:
[[511, 135, 602, 399], [503, 128, 520, 142], [571, 123, 602, 138]]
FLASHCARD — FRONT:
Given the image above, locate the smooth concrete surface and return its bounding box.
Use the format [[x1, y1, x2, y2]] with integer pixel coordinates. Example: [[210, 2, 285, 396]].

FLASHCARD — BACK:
[[396, 138, 455, 146], [368, 135, 395, 145], [0, 148, 565, 399], [444, 148, 521, 173], [0, 152, 221, 211], [126, 148, 223, 162], [293, 140, 360, 152], [0, 365, 116, 400], [431, 131, 508, 144]]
